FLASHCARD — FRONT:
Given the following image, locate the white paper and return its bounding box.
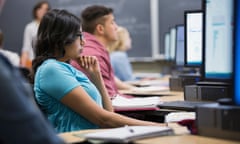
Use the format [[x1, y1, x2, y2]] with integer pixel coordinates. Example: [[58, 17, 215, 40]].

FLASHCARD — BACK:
[[112, 95, 161, 109], [165, 112, 196, 123], [84, 126, 173, 143], [132, 86, 169, 92]]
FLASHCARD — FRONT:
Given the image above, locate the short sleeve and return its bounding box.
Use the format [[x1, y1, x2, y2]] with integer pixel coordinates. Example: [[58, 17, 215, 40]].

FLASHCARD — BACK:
[[38, 62, 80, 100]]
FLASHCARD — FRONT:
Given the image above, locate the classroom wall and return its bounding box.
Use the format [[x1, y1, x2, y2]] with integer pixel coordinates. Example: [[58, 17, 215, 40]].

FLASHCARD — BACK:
[[131, 61, 174, 75], [0, 0, 36, 54], [158, 0, 202, 54], [0, 0, 202, 60]]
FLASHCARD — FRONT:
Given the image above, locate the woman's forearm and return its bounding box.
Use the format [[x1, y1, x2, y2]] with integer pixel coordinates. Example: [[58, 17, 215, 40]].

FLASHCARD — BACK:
[[89, 71, 113, 112]]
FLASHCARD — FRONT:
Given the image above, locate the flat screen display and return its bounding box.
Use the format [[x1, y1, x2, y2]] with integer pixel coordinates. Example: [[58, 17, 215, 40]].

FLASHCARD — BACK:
[[169, 27, 176, 60], [204, 0, 233, 80], [185, 11, 203, 66], [175, 25, 185, 66], [164, 32, 170, 60]]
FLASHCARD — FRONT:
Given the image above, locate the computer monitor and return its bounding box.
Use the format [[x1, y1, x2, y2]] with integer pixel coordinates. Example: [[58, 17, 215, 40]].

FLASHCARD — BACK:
[[234, 0, 240, 105], [184, 10, 203, 67], [164, 32, 170, 60], [169, 27, 176, 60], [175, 25, 185, 66], [202, 0, 234, 82]]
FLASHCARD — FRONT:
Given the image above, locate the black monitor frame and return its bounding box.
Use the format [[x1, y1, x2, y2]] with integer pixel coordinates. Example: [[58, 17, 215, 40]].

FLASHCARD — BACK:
[[184, 10, 204, 68], [164, 31, 170, 60], [201, 0, 234, 83], [233, 0, 239, 105], [168, 26, 177, 61], [174, 24, 185, 67]]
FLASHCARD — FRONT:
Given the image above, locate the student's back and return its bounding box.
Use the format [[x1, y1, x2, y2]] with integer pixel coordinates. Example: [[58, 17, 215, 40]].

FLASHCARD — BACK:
[[0, 54, 64, 144], [109, 26, 135, 81], [20, 1, 50, 69], [110, 51, 134, 81]]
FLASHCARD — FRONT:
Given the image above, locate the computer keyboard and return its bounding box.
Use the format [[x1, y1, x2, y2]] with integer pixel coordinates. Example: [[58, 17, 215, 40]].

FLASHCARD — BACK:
[[196, 81, 230, 86], [157, 100, 216, 111]]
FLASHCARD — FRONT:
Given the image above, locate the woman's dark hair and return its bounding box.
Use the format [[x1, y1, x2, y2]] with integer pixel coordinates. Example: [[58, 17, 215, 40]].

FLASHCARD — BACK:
[[32, 1, 50, 19], [30, 9, 81, 83], [81, 5, 113, 34]]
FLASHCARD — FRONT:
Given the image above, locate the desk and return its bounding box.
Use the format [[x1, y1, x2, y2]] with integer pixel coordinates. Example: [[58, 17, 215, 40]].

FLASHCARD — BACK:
[[119, 88, 184, 98], [58, 123, 240, 144], [120, 76, 182, 98], [58, 82, 239, 144], [115, 91, 184, 122], [159, 91, 184, 102]]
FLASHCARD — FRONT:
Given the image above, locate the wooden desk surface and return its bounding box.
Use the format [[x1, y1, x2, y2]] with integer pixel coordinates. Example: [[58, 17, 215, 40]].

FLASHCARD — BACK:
[[58, 89, 239, 144], [59, 78, 240, 144], [119, 76, 185, 98], [119, 89, 184, 102], [58, 123, 240, 144], [159, 91, 184, 102]]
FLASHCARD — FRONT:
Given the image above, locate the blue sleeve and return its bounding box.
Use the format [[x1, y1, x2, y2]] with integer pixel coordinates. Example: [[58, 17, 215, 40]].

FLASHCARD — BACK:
[[39, 62, 81, 100], [111, 52, 134, 81]]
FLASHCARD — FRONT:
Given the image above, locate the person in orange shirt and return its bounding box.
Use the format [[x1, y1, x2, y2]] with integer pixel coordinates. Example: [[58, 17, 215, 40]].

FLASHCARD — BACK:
[[20, 1, 50, 69]]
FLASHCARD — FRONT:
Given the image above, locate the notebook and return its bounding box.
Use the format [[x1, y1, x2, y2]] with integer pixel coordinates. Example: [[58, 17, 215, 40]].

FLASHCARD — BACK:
[[132, 86, 169, 93], [119, 86, 171, 97], [84, 126, 174, 143], [112, 95, 161, 111]]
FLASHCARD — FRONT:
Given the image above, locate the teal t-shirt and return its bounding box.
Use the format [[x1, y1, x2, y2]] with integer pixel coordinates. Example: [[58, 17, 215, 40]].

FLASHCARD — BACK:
[[34, 59, 103, 133]]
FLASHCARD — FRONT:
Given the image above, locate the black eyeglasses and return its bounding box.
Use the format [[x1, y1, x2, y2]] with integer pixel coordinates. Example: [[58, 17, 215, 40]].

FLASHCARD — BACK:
[[76, 32, 84, 41]]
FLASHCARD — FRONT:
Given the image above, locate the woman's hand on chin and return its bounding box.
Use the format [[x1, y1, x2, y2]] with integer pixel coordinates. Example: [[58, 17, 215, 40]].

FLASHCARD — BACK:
[[78, 55, 101, 75]]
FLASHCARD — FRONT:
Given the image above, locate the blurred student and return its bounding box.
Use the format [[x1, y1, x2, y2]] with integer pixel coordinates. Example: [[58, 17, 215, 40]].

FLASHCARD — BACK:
[[108, 26, 135, 81], [20, 1, 50, 69], [0, 2, 62, 143], [70, 5, 135, 99], [0, 29, 20, 66], [0, 54, 64, 143], [31, 9, 164, 133]]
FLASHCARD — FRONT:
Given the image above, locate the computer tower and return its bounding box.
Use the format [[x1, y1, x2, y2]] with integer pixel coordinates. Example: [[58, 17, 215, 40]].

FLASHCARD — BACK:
[[197, 103, 240, 141], [184, 85, 230, 101], [169, 75, 200, 91], [184, 85, 198, 101]]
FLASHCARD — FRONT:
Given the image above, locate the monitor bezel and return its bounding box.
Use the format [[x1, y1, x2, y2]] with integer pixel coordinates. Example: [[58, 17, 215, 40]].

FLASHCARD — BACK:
[[233, 0, 239, 105], [163, 31, 170, 60], [169, 26, 177, 61], [201, 0, 234, 83], [174, 24, 185, 67], [184, 10, 204, 68]]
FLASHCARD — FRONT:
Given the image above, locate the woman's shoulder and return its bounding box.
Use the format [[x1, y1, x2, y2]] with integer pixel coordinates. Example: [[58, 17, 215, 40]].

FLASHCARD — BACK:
[[39, 59, 70, 73], [110, 51, 128, 59], [25, 21, 38, 31]]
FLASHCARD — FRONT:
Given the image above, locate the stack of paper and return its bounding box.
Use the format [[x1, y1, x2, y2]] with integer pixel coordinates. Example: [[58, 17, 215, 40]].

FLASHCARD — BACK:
[[112, 95, 162, 111], [132, 86, 169, 92], [84, 126, 173, 143], [127, 79, 169, 87], [165, 112, 196, 123]]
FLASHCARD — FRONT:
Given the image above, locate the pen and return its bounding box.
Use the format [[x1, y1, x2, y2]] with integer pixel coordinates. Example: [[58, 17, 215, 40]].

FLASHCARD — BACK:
[[125, 125, 134, 133]]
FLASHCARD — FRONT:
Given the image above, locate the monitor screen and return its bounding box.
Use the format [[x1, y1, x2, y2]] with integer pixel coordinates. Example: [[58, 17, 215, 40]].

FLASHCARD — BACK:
[[234, 0, 240, 105], [164, 32, 170, 60], [185, 11, 203, 67], [175, 25, 185, 66], [203, 0, 233, 81], [169, 27, 176, 60]]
